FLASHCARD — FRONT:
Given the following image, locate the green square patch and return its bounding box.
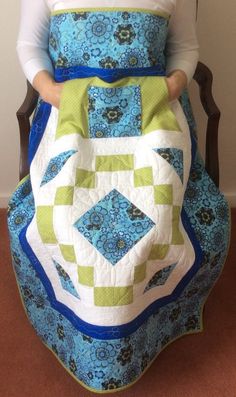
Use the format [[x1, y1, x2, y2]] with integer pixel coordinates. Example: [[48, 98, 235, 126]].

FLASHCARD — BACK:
[[94, 286, 133, 306], [59, 244, 76, 263], [54, 186, 74, 205], [134, 167, 153, 187], [154, 184, 173, 205], [134, 262, 146, 284], [95, 154, 134, 172], [78, 266, 94, 287], [76, 169, 95, 188], [36, 206, 57, 244], [148, 244, 169, 260], [171, 206, 184, 245]]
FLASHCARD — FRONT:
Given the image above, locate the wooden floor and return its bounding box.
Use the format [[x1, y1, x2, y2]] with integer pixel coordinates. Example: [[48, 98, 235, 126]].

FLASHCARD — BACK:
[[0, 208, 235, 397]]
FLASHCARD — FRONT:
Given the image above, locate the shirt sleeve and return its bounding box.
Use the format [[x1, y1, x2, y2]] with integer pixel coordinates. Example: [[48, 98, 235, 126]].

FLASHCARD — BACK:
[[16, 0, 53, 84], [165, 0, 199, 84]]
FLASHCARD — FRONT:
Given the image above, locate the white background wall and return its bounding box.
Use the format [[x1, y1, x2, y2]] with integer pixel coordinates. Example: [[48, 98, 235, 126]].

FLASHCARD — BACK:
[[189, 0, 236, 206], [0, 0, 235, 207]]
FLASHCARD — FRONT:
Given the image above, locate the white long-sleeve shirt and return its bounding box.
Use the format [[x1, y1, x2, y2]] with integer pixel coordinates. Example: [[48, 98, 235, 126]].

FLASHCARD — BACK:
[[16, 0, 199, 84]]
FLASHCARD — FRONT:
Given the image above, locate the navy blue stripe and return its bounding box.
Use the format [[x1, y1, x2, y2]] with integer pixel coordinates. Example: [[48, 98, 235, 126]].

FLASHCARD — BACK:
[[55, 65, 166, 83], [19, 208, 203, 340], [28, 102, 52, 165]]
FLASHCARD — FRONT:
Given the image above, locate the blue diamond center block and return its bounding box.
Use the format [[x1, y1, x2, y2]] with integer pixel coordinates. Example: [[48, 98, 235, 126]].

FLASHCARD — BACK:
[[74, 189, 155, 265]]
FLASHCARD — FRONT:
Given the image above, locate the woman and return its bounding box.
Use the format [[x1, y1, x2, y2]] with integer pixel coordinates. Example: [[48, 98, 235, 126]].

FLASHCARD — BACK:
[[8, 0, 230, 393]]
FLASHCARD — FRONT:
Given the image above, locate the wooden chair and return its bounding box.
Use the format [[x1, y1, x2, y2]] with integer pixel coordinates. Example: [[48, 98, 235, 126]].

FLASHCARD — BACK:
[[16, 61, 220, 186]]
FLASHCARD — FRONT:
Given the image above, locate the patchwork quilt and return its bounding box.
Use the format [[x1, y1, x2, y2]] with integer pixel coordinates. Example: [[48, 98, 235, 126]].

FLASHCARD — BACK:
[[21, 75, 201, 334]]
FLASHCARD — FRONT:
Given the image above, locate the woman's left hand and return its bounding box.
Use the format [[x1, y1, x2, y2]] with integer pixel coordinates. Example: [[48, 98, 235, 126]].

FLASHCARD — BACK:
[[165, 70, 188, 102]]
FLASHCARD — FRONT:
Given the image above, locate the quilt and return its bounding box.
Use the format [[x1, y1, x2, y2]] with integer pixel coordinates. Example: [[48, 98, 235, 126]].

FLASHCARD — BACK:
[[19, 75, 202, 338]]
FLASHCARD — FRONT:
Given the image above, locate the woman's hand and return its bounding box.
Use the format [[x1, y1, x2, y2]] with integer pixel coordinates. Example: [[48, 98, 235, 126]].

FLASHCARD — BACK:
[[43, 81, 64, 109], [165, 70, 188, 102], [32, 70, 64, 109]]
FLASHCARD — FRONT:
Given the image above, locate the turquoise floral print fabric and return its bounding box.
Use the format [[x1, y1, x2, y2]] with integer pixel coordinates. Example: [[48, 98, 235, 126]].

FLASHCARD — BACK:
[[144, 263, 177, 292], [53, 260, 80, 299], [49, 11, 168, 70], [74, 189, 155, 265], [88, 85, 142, 138], [41, 150, 77, 186]]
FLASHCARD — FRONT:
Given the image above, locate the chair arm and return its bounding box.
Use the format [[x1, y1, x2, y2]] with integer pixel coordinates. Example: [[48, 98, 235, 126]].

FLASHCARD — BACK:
[[16, 80, 38, 180], [193, 61, 221, 187]]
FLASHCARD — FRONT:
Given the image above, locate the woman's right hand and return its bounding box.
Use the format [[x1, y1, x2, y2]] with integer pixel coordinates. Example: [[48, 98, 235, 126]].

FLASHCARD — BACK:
[[43, 81, 64, 109], [32, 70, 64, 109]]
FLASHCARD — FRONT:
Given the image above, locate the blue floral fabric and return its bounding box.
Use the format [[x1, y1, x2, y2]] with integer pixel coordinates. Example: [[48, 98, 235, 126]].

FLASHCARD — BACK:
[[144, 263, 177, 292], [41, 150, 77, 186], [74, 189, 155, 265], [7, 8, 230, 394], [53, 260, 80, 299], [88, 85, 142, 138], [49, 11, 168, 71]]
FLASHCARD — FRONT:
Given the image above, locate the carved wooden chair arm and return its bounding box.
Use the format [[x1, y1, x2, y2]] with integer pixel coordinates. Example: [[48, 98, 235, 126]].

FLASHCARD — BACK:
[[193, 61, 220, 187], [16, 80, 38, 181], [16, 61, 221, 187]]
